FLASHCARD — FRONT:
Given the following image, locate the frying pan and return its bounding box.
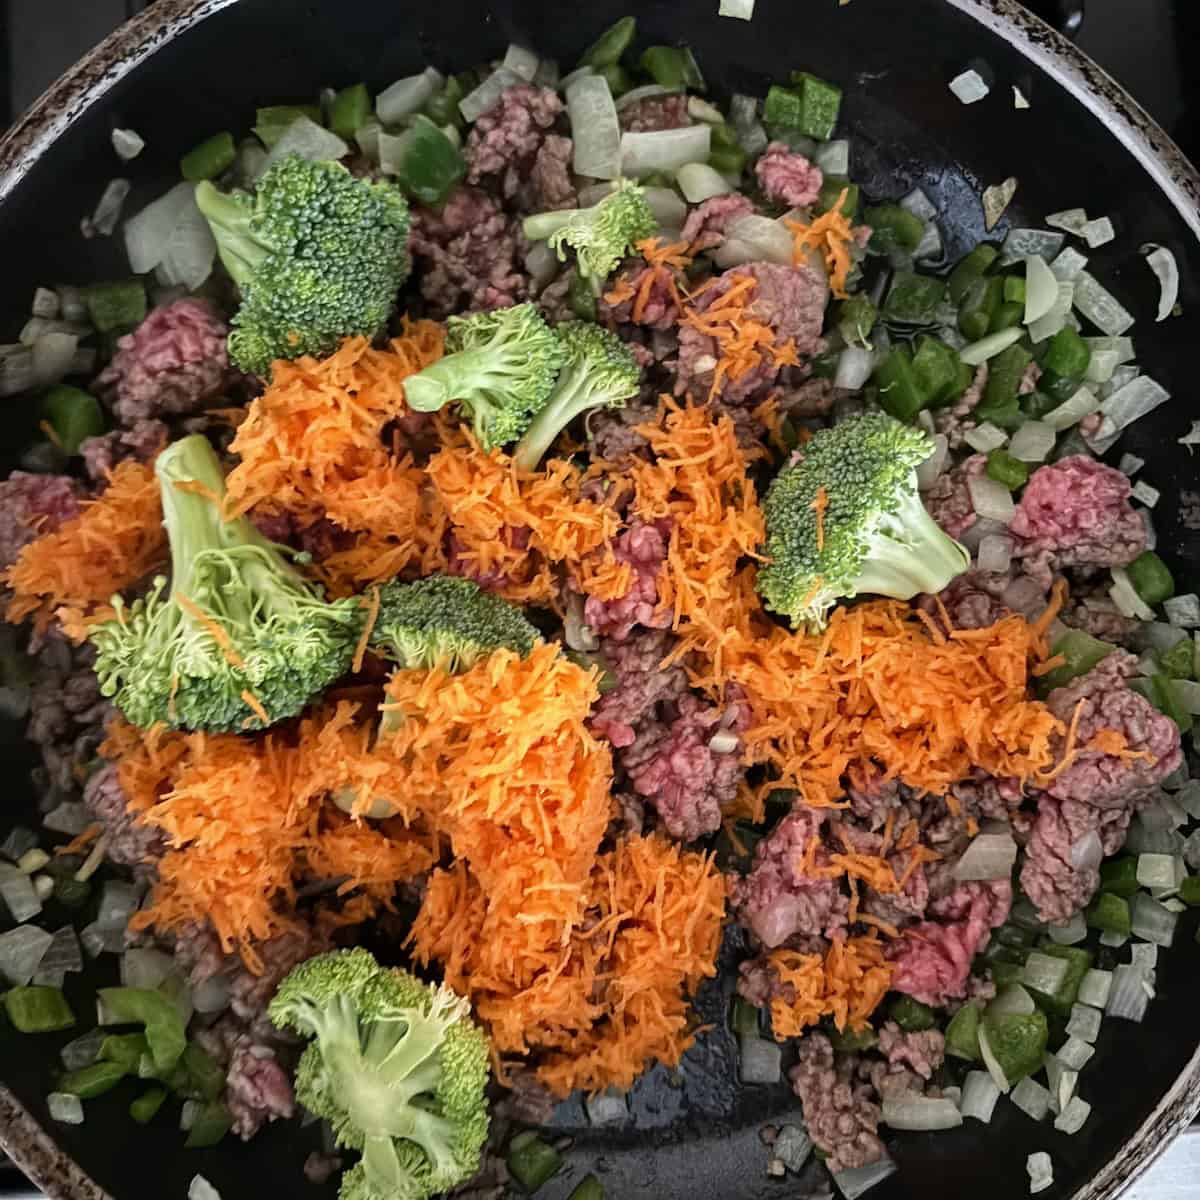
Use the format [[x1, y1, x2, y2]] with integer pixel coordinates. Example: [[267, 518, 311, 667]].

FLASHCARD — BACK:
[[2, 1, 1199, 1197]]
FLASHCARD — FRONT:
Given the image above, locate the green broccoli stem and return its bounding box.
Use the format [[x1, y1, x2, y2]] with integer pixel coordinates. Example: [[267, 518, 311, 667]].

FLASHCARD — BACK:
[[403, 348, 511, 415], [522, 209, 582, 243], [193, 181, 269, 290], [512, 365, 597, 472], [852, 486, 971, 599]]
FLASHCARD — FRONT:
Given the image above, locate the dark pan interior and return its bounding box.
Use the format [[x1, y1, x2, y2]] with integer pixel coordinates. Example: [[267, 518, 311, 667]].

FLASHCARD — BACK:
[[2, 1, 1199, 1198]]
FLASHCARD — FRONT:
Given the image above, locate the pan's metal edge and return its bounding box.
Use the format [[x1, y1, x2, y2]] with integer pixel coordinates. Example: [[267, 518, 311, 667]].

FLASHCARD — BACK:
[[1, 2, 1199, 1199]]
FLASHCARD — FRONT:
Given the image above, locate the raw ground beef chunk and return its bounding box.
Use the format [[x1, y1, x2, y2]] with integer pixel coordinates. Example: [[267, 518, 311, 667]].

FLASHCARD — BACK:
[[755, 144, 823, 208]]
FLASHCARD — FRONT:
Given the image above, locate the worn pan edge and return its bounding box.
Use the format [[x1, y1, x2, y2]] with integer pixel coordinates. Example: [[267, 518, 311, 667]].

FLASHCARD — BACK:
[[0, 0, 1198, 1197]]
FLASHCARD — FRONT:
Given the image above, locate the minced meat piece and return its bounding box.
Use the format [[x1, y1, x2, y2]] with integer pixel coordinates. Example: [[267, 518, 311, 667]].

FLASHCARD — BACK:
[[226, 1040, 296, 1139], [621, 691, 748, 842], [680, 194, 756, 253], [779, 378, 840, 419], [588, 401, 659, 464], [675, 262, 827, 404], [755, 143, 823, 208], [1010, 456, 1146, 588], [951, 771, 1023, 822], [731, 807, 849, 948], [923, 453, 986, 540], [921, 570, 1012, 632], [1061, 594, 1140, 647], [303, 1153, 344, 1185], [0, 471, 80, 571], [580, 519, 671, 642], [79, 419, 167, 485], [619, 94, 691, 133], [587, 629, 690, 748], [465, 84, 565, 204], [83, 763, 166, 870], [518, 134, 577, 213], [410, 188, 529, 317], [1043, 649, 1182, 808], [877, 1020, 945, 1080], [94, 298, 239, 426], [934, 365, 988, 450], [600, 262, 681, 331], [789, 1034, 885, 1174]]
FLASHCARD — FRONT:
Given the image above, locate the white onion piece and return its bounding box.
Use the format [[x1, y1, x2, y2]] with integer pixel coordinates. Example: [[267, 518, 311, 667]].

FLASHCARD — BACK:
[[0, 924, 53, 985], [1141, 244, 1180, 322], [739, 1033, 781, 1083], [982, 177, 1018, 231], [773, 1126, 812, 1173], [524, 240, 561, 289], [1054, 1096, 1092, 1135], [585, 1088, 630, 1125], [567, 75, 621, 180], [882, 1095, 963, 1131], [120, 946, 175, 990], [614, 84, 681, 113], [1047, 911, 1087, 946], [829, 348, 870, 393], [0, 866, 41, 924], [533, 59, 560, 90], [192, 973, 232, 1015], [1165, 594, 1200, 628], [1046, 208, 1089, 235], [1137, 853, 1179, 890], [43, 802, 90, 836], [1081, 216, 1115, 247], [1028, 282, 1076, 342], [1131, 892, 1178, 946], [968, 475, 1016, 524], [1021, 951, 1070, 996], [1043, 384, 1099, 431], [111, 128, 145, 161], [1086, 348, 1120, 384], [963, 423, 1009, 454], [959, 326, 1024, 367], [264, 117, 347, 168], [899, 187, 937, 223], [816, 139, 851, 177], [833, 1157, 898, 1200], [1002, 229, 1065, 264], [950, 70, 990, 105], [713, 214, 795, 268], [642, 187, 688, 230], [1070, 830, 1103, 872], [84, 178, 130, 239], [916, 434, 949, 491], [1073, 271, 1135, 336], [124, 182, 196, 274], [676, 162, 732, 204], [987, 984, 1035, 1018], [1085, 335, 1136, 364], [32, 332, 78, 388], [977, 1025, 1011, 1093], [1011, 1076, 1051, 1121], [1078, 968, 1112, 1009], [1131, 942, 1160, 971], [621, 125, 712, 178], [1014, 86, 1030, 110], [719, 0, 756, 18], [1066, 1003, 1103, 1045], [961, 1070, 1001, 1122], [914, 222, 943, 262], [1109, 567, 1156, 621], [709, 730, 740, 754], [48, 1093, 84, 1125], [1027, 1151, 1054, 1193], [154, 191, 217, 291], [459, 67, 523, 124], [1175, 780, 1200, 817], [97, 881, 140, 934], [1023, 255, 1058, 324], [502, 44, 540, 82], [189, 1175, 223, 1200], [1050, 246, 1089, 281], [1008, 420, 1055, 463], [558, 66, 595, 93], [953, 831, 1017, 881]]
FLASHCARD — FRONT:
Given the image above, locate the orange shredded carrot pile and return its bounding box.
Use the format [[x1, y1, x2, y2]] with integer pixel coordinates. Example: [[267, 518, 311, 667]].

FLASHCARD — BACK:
[[3, 460, 167, 638], [787, 189, 856, 299], [767, 935, 895, 1039]]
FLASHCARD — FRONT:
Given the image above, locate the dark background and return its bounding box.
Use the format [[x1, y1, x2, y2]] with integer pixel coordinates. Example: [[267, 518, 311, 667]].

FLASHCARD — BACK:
[[0, 0, 1197, 1195]]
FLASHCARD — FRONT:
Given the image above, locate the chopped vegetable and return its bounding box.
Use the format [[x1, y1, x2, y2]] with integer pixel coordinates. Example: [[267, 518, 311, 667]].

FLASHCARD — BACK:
[[1141, 243, 1180, 322], [96, 987, 187, 1074], [180, 133, 236, 183], [3, 985, 75, 1033], [982, 178, 1018, 231], [1086, 892, 1131, 936], [1127, 551, 1175, 607], [47, 1092, 84, 1125], [578, 17, 636, 68], [508, 1132, 563, 1192], [130, 1087, 168, 1125], [949, 70, 990, 105]]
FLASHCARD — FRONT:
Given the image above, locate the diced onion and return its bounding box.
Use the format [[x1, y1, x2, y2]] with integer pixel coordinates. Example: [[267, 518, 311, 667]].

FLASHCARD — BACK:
[[1002, 229, 1065, 264], [1131, 892, 1177, 946], [1109, 567, 1156, 622], [1139, 244, 1180, 322], [1054, 1096, 1091, 1135], [1070, 830, 1104, 873], [977, 1025, 1011, 1093], [987, 984, 1036, 1018], [1027, 1151, 1054, 1193], [121, 947, 175, 990], [960, 326, 1024, 367], [264, 117, 348, 168], [642, 187, 688, 230], [1047, 911, 1087, 946], [124, 182, 197, 275], [1105, 964, 1148, 1020], [153, 191, 217, 291], [533, 59, 560, 90], [1009, 420, 1055, 463], [1137, 853, 1178, 890], [968, 475, 1016, 524], [1056, 1035, 1095, 1071], [835, 346, 874, 392], [773, 1126, 813, 1173], [621, 125, 712, 178], [833, 1156, 898, 1199], [1080, 216, 1115, 247], [1043, 384, 1098, 432], [1131, 942, 1159, 971], [525, 240, 561, 289], [585, 1088, 630, 1125], [32, 332, 79, 388], [567, 75, 621, 180], [1011, 1076, 1051, 1121], [1073, 270, 1135, 336], [916, 435, 949, 491], [961, 1070, 1002, 1122], [1014, 86, 1030, 110], [963, 423, 1009, 453], [48, 1093, 84, 1125], [816, 139, 851, 177], [111, 128, 145, 161], [882, 1095, 963, 1131], [189, 1175, 223, 1200], [0, 924, 53, 986], [97, 881, 140, 934], [1023, 255, 1059, 324], [1174, 781, 1200, 818], [502, 44, 539, 82], [60, 1030, 105, 1072], [676, 162, 732, 204], [1066, 1003, 1103, 1044], [1046, 208, 1089, 235], [558, 66, 595, 93], [84, 178, 131, 239], [739, 1033, 782, 1084], [982, 177, 1018, 231], [719, 0, 757, 19], [953, 830, 1017, 880], [1028, 281, 1076, 342], [1021, 951, 1069, 996], [1078, 969, 1112, 1009], [713, 214, 795, 269], [0, 865, 41, 924], [1165, 594, 1200, 629], [459, 67, 522, 124], [1050, 246, 1089, 281], [1086, 348, 1120, 384], [950, 70, 991, 105]]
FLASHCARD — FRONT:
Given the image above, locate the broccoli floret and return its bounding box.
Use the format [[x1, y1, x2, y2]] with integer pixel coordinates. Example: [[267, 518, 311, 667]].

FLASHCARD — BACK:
[[195, 154, 411, 377], [269, 948, 491, 1200], [756, 411, 970, 632], [402, 305, 565, 450], [523, 179, 657, 288], [89, 434, 364, 732], [512, 322, 642, 471], [371, 575, 540, 672]]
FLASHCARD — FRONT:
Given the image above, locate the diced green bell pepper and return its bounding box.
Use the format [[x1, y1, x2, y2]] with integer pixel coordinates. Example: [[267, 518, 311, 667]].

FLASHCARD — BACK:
[[865, 205, 925, 256], [786, 71, 843, 139], [425, 77, 466, 129], [253, 104, 322, 148], [1003, 275, 1027, 305], [130, 1087, 168, 1125], [944, 999, 983, 1062], [911, 336, 962, 407], [1179, 876, 1200, 906], [990, 961, 1024, 990], [986, 448, 1030, 491], [888, 995, 937, 1032], [568, 1177, 605, 1200], [1086, 892, 1132, 936], [1021, 389, 1061, 420], [330, 84, 372, 141], [1149, 675, 1194, 734], [2, 986, 75, 1033], [830, 1026, 879, 1053], [386, 115, 465, 208], [97, 987, 187, 1074], [58, 1061, 128, 1099], [1040, 326, 1092, 380], [185, 1101, 233, 1149], [1038, 629, 1115, 693], [1100, 856, 1140, 898], [977, 342, 1033, 430], [84, 280, 146, 334], [507, 1131, 563, 1192], [948, 243, 999, 304], [180, 132, 236, 182], [730, 996, 761, 1037], [883, 272, 946, 324], [816, 177, 859, 219], [579, 16, 637, 68], [568, 272, 598, 322], [41, 385, 104, 456], [982, 1010, 1047, 1085], [597, 63, 634, 99], [1127, 551, 1175, 607], [958, 276, 1003, 341], [1028, 944, 1091, 1018], [990, 300, 1024, 334], [639, 45, 705, 91], [99, 1033, 150, 1072], [874, 347, 926, 421], [1159, 638, 1195, 681], [837, 294, 878, 347]]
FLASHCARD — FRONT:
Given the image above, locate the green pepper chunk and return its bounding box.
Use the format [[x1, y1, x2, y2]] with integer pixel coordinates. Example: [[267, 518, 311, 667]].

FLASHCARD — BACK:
[[253, 104, 322, 148], [1127, 551, 1175, 607], [1040, 327, 1092, 380], [2, 986, 75, 1033], [180, 132, 236, 182], [1158, 638, 1195, 681], [425, 77, 466, 129], [385, 115, 465, 208], [981, 1011, 1047, 1085], [786, 71, 843, 139], [84, 280, 147, 334], [708, 124, 747, 176], [944, 999, 983, 1062], [568, 1177, 605, 1200], [41, 385, 104, 456], [1099, 856, 1140, 898], [990, 960, 1024, 990], [1003, 275, 1027, 305], [888, 995, 937, 1032], [1149, 675, 1194, 734], [1086, 892, 1132, 935], [830, 1026, 879, 1053], [865, 205, 925, 256], [568, 272, 599, 322], [816, 177, 859, 219], [130, 1087, 168, 1125], [1029, 944, 1091, 1018], [911, 336, 962, 407], [958, 276, 1003, 341], [58, 1061, 128, 1099], [874, 347, 926, 422], [730, 996, 761, 1037], [507, 1131, 563, 1192], [1037, 629, 1115, 693], [948, 244, 999, 304], [185, 1101, 234, 1149], [994, 923, 1037, 952], [639, 46, 706, 91], [1179, 876, 1200, 906], [837, 294, 878, 348], [883, 272, 947, 324], [99, 1033, 150, 1072], [990, 300, 1024, 334], [180, 1042, 226, 1101], [580, 16, 637, 68], [986, 448, 1030, 491], [53, 876, 91, 909], [597, 63, 634, 99], [977, 342, 1033, 430], [1021, 389, 1061, 420], [97, 987, 187, 1074], [329, 84, 372, 141]]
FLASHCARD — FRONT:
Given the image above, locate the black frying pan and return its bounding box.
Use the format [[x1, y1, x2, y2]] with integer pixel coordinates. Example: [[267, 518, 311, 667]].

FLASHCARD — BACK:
[[2, 2, 1199, 1198]]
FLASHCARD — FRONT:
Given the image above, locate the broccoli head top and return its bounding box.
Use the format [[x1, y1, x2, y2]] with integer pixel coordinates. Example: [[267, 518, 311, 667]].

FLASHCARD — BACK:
[[195, 154, 411, 377], [371, 575, 540, 673], [523, 179, 657, 285], [89, 435, 364, 732], [402, 304, 566, 450], [269, 948, 490, 1200], [756, 411, 970, 631], [512, 321, 642, 471]]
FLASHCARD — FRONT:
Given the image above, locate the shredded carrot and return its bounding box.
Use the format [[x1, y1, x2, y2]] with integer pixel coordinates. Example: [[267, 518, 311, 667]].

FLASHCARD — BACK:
[[1032, 654, 1067, 677], [786, 190, 856, 299], [352, 587, 381, 674], [39, 420, 63, 450], [240, 689, 270, 726], [53, 824, 104, 856], [811, 486, 828, 553], [1089, 728, 1156, 762], [858, 913, 901, 939], [767, 935, 894, 1039], [175, 592, 246, 669], [1032, 578, 1070, 644], [172, 477, 224, 508], [966, 816, 980, 837], [635, 237, 694, 271]]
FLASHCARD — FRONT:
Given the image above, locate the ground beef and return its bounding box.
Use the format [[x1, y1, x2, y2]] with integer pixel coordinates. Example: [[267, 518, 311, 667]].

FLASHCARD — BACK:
[[620, 691, 747, 842], [83, 763, 166, 870], [79, 419, 167, 484], [887, 880, 1011, 1006], [0, 472, 79, 571], [600, 262, 681, 330], [1010, 456, 1146, 588], [464, 84, 565, 206], [924, 453, 986, 540], [1020, 797, 1115, 924], [845, 770, 905, 829], [94, 299, 238, 424], [410, 188, 529, 318], [755, 143, 823, 208], [518, 134, 577, 213], [779, 378, 839, 419], [581, 519, 671, 641], [446, 526, 534, 593], [1043, 650, 1182, 808], [226, 1040, 296, 1139], [731, 808, 849, 948], [921, 569, 1012, 632], [588, 401, 659, 464], [1061, 595, 1140, 646], [679, 194, 756, 253], [934, 365, 988, 450], [587, 629, 689, 747], [736, 956, 785, 1007], [618, 94, 692, 133], [676, 262, 827, 404], [303, 1153, 344, 1185], [789, 1034, 885, 1174], [952, 771, 1023, 822], [877, 1021, 945, 1080]]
